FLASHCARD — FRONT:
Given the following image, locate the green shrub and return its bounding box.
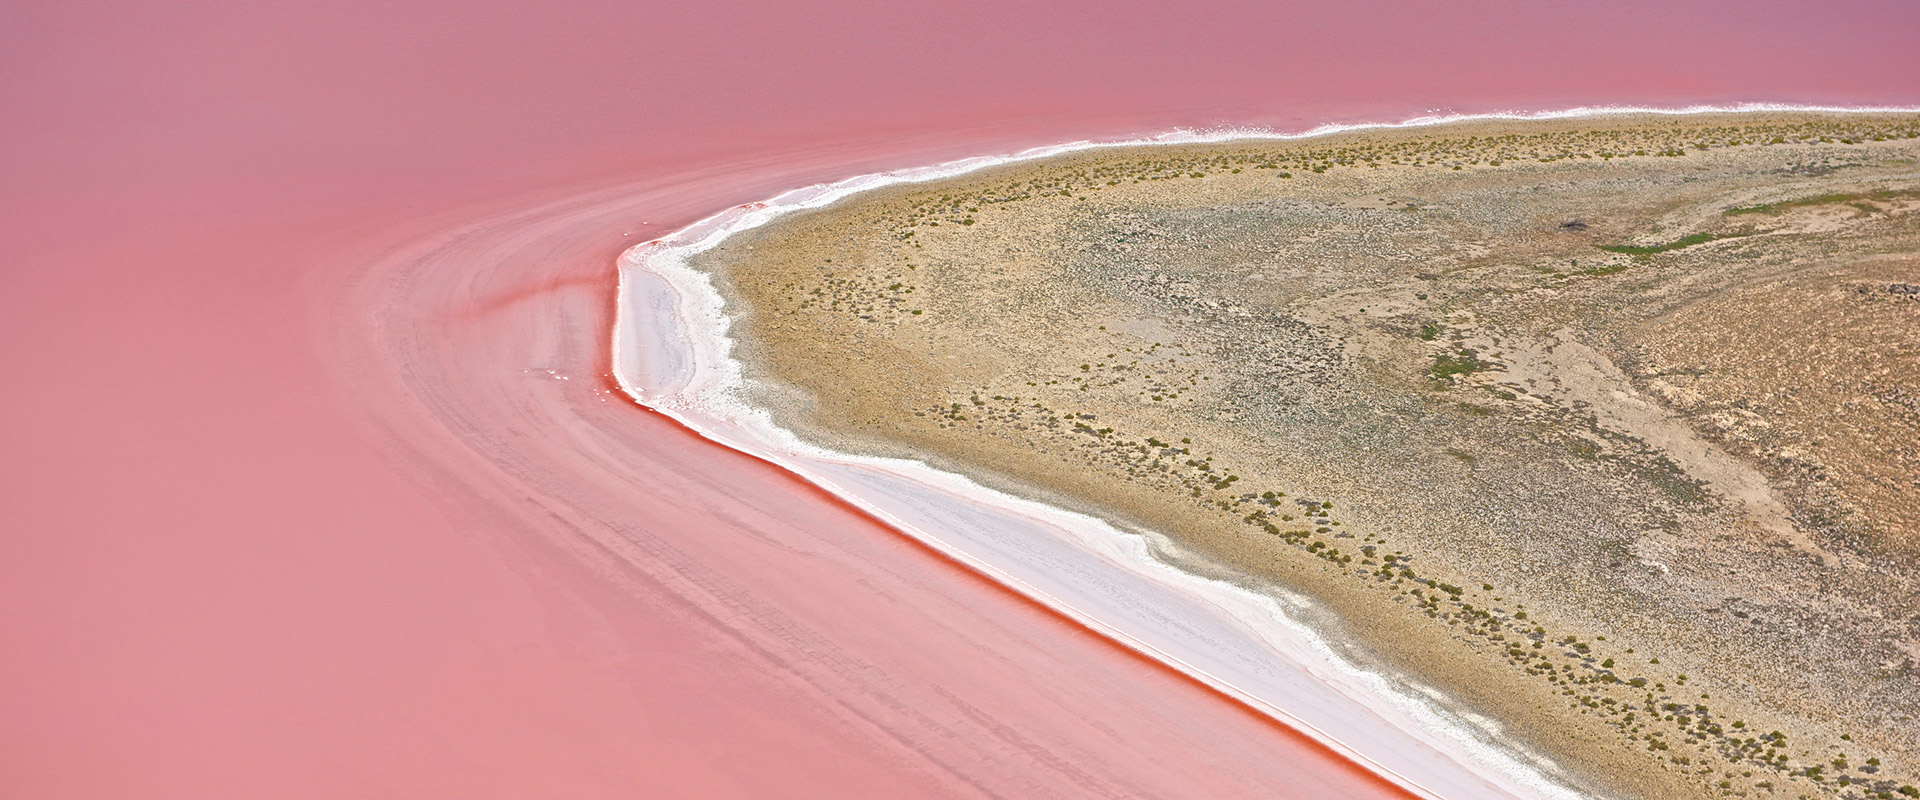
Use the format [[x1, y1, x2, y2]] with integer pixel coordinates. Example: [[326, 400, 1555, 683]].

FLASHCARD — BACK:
[[1430, 351, 1483, 380], [1597, 231, 1734, 255]]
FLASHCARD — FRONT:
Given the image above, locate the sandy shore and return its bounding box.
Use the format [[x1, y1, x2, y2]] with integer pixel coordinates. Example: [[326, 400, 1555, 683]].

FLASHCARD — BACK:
[[630, 107, 1920, 800], [619, 231, 1585, 799]]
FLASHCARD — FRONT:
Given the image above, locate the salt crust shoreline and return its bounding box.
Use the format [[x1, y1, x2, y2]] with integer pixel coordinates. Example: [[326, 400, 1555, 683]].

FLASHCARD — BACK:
[[611, 103, 1917, 800]]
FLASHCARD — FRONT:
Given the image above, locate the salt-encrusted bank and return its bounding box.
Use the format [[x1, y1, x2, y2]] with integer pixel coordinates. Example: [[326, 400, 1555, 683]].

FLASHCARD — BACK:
[[610, 104, 1917, 800]]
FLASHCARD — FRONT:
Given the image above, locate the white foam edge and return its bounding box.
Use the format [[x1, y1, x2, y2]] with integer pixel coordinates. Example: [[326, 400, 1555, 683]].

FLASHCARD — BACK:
[[611, 102, 1918, 800]]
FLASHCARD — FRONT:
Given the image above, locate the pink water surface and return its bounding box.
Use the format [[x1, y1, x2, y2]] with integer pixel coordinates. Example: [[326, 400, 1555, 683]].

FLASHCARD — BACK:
[[3, 1, 1916, 797]]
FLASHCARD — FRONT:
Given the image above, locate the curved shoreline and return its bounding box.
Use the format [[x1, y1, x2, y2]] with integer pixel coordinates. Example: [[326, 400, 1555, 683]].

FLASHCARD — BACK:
[[610, 103, 1918, 800]]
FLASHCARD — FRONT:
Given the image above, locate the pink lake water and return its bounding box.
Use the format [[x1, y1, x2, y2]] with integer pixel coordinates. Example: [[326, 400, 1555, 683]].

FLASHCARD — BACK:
[[3, 1, 1916, 797]]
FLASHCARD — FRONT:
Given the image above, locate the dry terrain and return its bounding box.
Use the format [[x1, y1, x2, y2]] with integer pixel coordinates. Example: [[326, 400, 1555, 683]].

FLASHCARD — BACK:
[[695, 112, 1920, 799]]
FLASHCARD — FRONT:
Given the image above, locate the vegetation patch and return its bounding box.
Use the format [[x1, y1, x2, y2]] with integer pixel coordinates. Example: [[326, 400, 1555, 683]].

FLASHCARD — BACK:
[[1725, 188, 1920, 215], [1598, 231, 1745, 255], [1429, 350, 1484, 381]]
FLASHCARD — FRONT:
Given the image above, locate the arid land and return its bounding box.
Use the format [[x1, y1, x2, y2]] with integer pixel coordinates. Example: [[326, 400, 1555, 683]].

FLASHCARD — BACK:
[[693, 113, 1920, 800]]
